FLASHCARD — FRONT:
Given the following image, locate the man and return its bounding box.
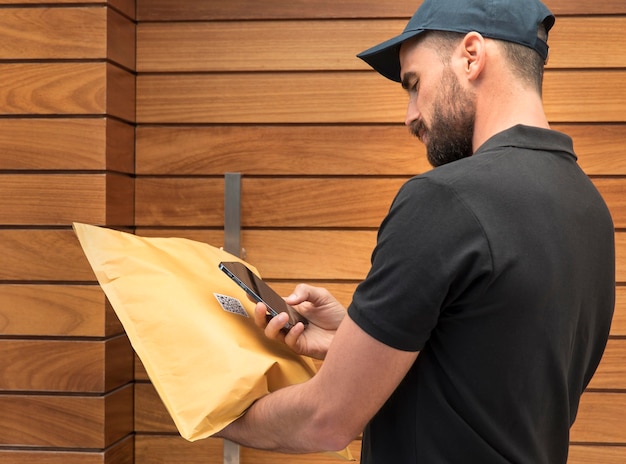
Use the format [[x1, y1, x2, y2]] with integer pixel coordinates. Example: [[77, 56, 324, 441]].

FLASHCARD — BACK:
[[216, 0, 615, 462]]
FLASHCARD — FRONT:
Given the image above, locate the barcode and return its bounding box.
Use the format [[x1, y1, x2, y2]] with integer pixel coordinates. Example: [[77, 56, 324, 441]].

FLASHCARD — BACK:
[[214, 293, 249, 318]]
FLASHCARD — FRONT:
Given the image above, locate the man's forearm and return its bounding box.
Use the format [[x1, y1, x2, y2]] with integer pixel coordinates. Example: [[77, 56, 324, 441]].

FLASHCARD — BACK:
[[214, 381, 341, 454]]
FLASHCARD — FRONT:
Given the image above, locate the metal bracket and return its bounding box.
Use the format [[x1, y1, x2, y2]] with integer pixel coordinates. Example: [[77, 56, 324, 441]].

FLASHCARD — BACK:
[[224, 172, 245, 259], [223, 172, 242, 464]]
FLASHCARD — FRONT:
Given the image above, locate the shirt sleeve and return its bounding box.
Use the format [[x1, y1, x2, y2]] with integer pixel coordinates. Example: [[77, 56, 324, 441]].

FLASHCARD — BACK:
[[348, 176, 493, 352]]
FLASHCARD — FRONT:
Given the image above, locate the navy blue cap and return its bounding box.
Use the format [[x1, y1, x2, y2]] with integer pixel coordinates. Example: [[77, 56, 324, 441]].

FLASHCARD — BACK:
[[358, 0, 555, 82]]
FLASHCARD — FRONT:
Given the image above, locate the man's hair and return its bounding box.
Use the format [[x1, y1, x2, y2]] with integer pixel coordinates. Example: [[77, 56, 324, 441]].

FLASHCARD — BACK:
[[423, 28, 548, 94]]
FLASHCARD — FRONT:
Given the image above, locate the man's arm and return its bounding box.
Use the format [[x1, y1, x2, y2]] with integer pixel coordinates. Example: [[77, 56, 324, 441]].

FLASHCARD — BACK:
[[215, 314, 419, 453]]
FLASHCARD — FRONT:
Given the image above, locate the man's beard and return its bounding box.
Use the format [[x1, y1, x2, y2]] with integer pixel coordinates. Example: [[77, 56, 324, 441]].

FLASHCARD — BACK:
[[410, 67, 476, 167]]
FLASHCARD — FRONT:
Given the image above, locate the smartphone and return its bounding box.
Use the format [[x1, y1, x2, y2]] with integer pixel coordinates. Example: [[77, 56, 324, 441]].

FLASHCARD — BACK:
[[219, 261, 308, 330]]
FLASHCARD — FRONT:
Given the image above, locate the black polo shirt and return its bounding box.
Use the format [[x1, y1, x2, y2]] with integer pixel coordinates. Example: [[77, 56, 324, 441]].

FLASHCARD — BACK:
[[348, 125, 615, 463]]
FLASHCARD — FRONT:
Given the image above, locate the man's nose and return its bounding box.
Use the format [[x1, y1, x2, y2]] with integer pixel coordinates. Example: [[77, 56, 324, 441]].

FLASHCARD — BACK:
[[405, 97, 420, 126]]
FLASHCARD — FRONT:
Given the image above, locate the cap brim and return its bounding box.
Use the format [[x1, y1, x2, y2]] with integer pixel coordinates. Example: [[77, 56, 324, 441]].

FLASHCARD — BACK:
[[357, 29, 427, 82]]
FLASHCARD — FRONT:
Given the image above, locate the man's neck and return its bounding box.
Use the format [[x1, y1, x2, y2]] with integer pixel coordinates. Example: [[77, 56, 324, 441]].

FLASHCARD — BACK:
[[472, 86, 550, 153]]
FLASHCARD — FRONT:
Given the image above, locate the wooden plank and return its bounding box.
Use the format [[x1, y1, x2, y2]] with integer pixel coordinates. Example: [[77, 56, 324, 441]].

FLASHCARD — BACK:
[[0, 63, 133, 121], [135, 125, 427, 176], [0, 229, 98, 281], [0, 284, 122, 337], [571, 392, 626, 443], [568, 445, 626, 464], [135, 124, 626, 176], [135, 382, 176, 432], [106, 63, 135, 123], [136, 70, 626, 124], [135, 177, 625, 228], [135, 177, 224, 226], [0, 118, 133, 172], [0, 435, 134, 464], [0, 0, 134, 16], [548, 18, 626, 69], [613, 286, 626, 337], [136, 17, 626, 73], [136, 0, 419, 21], [136, 0, 626, 21], [0, 0, 127, 4], [592, 178, 626, 229], [558, 124, 626, 176], [0, 173, 133, 226], [0, 336, 132, 392], [135, 430, 361, 464], [135, 177, 404, 227], [105, 118, 135, 173], [0, 7, 106, 60], [545, 71, 626, 123], [105, 173, 135, 225], [0, 385, 132, 448], [108, 7, 136, 71], [0, 63, 106, 115], [135, 434, 225, 464], [617, 233, 626, 283], [108, 0, 135, 20], [240, 443, 362, 463], [586, 339, 626, 390]]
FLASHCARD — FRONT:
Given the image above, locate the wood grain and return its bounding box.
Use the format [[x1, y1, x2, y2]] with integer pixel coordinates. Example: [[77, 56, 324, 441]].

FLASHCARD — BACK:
[[0, 173, 133, 226], [0, 7, 106, 59], [586, 339, 626, 390], [568, 446, 626, 464], [135, 177, 405, 227], [0, 336, 132, 392], [137, 17, 626, 73], [135, 429, 362, 464], [136, 70, 626, 124], [0, 118, 133, 172], [136, 0, 626, 21], [107, 7, 135, 70], [135, 382, 176, 432], [0, 63, 106, 115], [135, 434, 223, 464], [136, 124, 426, 176], [0, 229, 100, 281], [571, 392, 626, 443], [0, 386, 132, 448], [0, 285, 121, 337], [0, 63, 134, 121], [0, 435, 133, 464], [106, 63, 135, 123]]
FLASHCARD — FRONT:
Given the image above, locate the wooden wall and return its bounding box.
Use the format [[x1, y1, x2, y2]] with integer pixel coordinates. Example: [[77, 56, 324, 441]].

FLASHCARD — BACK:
[[0, 1, 136, 463], [134, 0, 626, 463], [1, 0, 624, 463]]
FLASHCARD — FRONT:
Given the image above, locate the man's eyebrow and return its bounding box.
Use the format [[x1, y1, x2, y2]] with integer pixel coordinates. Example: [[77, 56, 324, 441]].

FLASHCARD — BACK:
[[401, 72, 418, 90]]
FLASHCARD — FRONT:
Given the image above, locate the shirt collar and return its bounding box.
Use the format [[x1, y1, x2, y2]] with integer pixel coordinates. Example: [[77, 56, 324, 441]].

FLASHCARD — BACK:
[[475, 124, 577, 161]]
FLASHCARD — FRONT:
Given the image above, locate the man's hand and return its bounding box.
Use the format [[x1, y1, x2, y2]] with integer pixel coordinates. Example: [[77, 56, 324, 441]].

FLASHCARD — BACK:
[[253, 284, 346, 360]]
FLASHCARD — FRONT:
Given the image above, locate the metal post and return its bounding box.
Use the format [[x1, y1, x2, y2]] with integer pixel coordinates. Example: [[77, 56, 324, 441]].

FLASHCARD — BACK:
[[223, 172, 242, 464], [224, 172, 242, 258]]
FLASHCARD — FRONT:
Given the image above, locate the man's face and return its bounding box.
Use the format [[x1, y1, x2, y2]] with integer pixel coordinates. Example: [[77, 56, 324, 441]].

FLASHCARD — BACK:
[[400, 39, 476, 167]]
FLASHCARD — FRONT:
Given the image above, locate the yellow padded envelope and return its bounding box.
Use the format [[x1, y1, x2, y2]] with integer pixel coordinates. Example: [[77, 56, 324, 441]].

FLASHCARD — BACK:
[[73, 223, 353, 459]]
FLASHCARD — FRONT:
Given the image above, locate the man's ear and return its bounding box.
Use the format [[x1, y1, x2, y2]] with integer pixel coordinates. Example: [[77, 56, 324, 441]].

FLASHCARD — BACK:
[[459, 31, 486, 81]]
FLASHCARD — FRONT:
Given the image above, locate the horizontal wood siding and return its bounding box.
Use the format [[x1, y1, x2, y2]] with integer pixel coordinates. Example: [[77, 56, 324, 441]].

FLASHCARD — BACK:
[[133, 0, 626, 462], [0, 2, 136, 463]]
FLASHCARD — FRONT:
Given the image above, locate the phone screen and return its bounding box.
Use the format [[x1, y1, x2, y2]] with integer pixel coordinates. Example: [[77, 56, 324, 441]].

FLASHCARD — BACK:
[[219, 261, 308, 329]]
